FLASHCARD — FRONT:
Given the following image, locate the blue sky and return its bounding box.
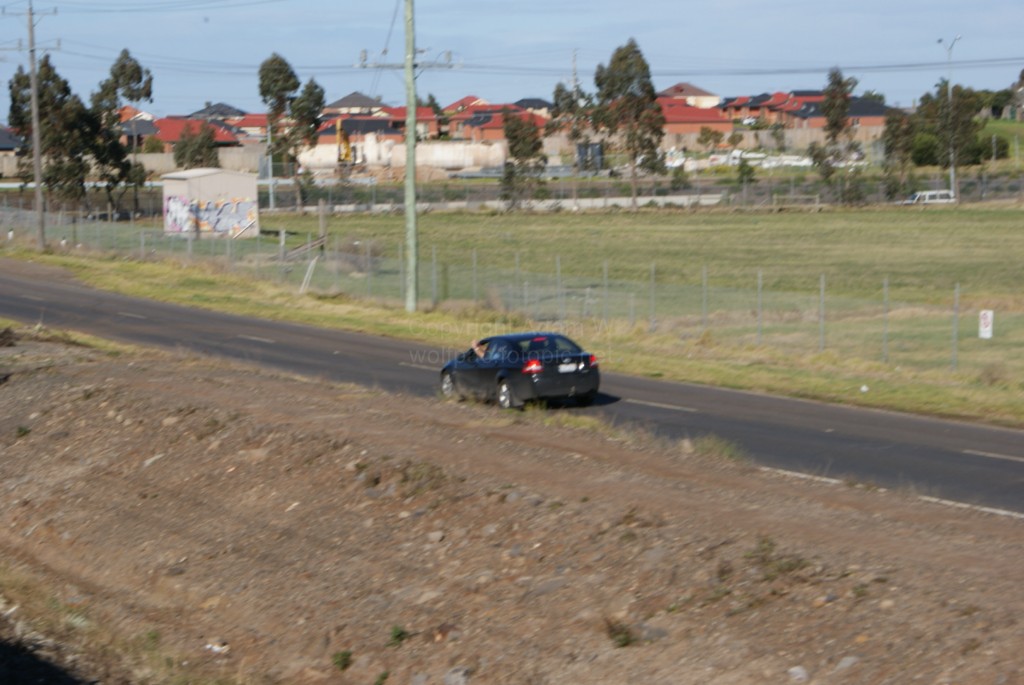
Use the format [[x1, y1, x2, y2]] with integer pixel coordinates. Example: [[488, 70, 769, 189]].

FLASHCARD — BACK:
[[1, 0, 1021, 120]]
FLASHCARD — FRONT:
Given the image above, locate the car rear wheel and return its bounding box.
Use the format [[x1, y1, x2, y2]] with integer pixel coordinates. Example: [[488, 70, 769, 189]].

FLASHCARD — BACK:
[[497, 379, 519, 409], [440, 371, 460, 400]]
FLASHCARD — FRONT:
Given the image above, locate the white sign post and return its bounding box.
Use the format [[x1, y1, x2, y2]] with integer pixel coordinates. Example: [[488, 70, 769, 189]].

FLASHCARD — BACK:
[[979, 310, 994, 340]]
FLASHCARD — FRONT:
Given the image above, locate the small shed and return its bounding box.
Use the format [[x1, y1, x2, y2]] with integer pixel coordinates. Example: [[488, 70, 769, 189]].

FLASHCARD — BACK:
[[162, 168, 260, 238]]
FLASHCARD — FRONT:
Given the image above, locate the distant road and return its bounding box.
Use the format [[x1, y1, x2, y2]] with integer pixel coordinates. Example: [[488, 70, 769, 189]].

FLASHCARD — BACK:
[[2, 260, 1022, 515]]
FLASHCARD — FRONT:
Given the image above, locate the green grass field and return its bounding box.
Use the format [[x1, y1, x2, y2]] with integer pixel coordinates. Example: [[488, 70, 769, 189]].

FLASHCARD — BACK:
[[5, 203, 1023, 427]]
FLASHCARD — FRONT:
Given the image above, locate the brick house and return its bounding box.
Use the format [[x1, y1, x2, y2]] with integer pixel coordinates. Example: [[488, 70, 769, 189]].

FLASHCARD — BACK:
[[658, 82, 721, 109], [151, 118, 240, 153]]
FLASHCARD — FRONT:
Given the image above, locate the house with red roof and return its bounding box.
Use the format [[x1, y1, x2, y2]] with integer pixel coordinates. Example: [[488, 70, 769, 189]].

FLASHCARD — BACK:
[[225, 113, 269, 140], [378, 106, 440, 140], [658, 82, 721, 109], [659, 98, 731, 137], [721, 91, 825, 126], [444, 95, 489, 114], [455, 106, 548, 143], [151, 118, 240, 153]]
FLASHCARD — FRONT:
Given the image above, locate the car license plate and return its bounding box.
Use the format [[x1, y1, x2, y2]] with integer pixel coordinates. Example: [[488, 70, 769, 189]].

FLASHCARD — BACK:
[[558, 362, 577, 373]]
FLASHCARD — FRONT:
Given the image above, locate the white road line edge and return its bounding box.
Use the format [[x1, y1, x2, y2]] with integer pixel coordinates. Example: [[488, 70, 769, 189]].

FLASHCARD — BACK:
[[963, 449, 1024, 465], [237, 335, 275, 344], [761, 467, 1023, 520], [20, 295, 44, 301], [625, 398, 699, 413], [117, 311, 146, 319], [399, 362, 436, 371]]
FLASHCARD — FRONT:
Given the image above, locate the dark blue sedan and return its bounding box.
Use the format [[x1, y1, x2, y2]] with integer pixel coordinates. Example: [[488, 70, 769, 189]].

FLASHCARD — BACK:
[[440, 332, 600, 409]]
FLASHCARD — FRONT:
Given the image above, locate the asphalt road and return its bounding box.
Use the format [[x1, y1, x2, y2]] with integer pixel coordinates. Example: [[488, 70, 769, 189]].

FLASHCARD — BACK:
[[2, 263, 1022, 515]]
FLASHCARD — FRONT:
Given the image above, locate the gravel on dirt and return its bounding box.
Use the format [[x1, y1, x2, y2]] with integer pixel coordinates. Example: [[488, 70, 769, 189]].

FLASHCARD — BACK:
[[0, 328, 1021, 684]]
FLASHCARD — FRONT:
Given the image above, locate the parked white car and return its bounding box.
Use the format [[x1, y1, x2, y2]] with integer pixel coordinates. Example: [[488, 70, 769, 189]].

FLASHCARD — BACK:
[[899, 190, 956, 205]]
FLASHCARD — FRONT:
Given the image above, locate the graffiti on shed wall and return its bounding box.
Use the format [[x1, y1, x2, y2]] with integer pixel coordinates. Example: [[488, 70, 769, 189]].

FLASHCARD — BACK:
[[164, 196, 259, 237], [165, 196, 196, 234]]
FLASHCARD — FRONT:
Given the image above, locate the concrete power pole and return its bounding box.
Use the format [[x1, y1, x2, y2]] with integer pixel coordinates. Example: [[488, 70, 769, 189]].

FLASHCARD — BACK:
[[403, 0, 417, 312], [358, 0, 453, 312], [3, 1, 54, 249]]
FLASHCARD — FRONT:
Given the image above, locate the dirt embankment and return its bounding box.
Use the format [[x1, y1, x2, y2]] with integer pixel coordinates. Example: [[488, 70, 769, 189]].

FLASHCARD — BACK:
[[0, 329, 1021, 684]]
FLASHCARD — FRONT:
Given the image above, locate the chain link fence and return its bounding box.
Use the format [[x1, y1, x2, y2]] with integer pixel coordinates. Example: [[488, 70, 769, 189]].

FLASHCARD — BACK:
[[3, 208, 1020, 381]]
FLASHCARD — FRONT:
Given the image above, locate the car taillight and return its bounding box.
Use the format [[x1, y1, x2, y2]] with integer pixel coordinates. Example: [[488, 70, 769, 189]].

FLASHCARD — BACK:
[[589, 355, 598, 367], [522, 359, 543, 374]]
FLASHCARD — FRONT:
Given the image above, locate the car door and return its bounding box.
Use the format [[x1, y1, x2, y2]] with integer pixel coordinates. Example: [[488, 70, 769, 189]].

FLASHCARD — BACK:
[[474, 339, 511, 399]]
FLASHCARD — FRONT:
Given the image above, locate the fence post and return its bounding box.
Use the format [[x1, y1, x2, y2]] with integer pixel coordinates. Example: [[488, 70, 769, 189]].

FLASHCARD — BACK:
[[702, 265, 708, 332], [951, 282, 960, 371], [431, 246, 438, 309], [757, 269, 763, 345], [556, 255, 563, 326], [819, 274, 826, 352], [649, 262, 657, 332], [398, 241, 404, 302], [366, 240, 372, 297], [883, 276, 890, 363], [603, 260, 609, 325], [515, 251, 521, 311], [472, 248, 478, 305]]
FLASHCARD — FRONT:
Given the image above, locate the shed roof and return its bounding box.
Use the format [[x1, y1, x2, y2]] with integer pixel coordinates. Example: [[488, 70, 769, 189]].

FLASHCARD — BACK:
[[161, 168, 256, 181]]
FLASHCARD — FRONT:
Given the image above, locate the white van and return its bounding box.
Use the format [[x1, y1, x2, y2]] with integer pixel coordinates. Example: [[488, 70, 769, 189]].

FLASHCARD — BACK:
[[900, 190, 956, 205]]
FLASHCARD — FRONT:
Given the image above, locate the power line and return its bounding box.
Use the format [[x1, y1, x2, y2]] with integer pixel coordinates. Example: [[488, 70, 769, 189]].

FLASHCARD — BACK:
[[49, 0, 288, 13]]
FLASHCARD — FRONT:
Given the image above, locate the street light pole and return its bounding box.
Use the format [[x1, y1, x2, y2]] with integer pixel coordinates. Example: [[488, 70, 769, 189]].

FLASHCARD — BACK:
[[938, 35, 960, 199]]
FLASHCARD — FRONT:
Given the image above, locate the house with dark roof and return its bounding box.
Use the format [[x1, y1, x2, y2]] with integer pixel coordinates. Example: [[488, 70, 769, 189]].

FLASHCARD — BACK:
[[459, 108, 548, 143], [515, 98, 553, 118], [119, 118, 159, 149], [190, 102, 248, 120], [323, 92, 385, 116], [0, 127, 23, 156], [786, 96, 889, 130]]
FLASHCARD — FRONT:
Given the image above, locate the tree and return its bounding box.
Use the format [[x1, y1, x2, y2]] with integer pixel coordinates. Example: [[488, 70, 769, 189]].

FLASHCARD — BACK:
[[501, 108, 546, 208], [419, 93, 448, 138], [727, 131, 743, 153], [290, 78, 326, 153], [258, 52, 300, 163], [881, 109, 915, 199], [823, 68, 857, 147], [547, 79, 595, 204], [91, 49, 153, 212], [173, 123, 220, 170], [737, 158, 756, 185], [810, 67, 858, 197], [697, 126, 724, 155], [861, 90, 886, 105], [594, 38, 665, 210], [914, 81, 984, 194], [8, 55, 98, 209]]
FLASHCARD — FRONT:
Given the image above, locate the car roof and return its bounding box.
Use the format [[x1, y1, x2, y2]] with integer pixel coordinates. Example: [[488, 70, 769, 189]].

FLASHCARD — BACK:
[[484, 331, 565, 343]]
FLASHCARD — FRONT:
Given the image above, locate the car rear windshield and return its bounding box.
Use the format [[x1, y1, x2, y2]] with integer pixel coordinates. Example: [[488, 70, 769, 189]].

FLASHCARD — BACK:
[[514, 335, 582, 356]]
